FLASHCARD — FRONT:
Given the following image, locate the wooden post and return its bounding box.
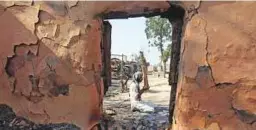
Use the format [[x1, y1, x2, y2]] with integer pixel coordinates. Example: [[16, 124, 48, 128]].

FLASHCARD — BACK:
[[102, 21, 112, 95], [120, 54, 125, 92], [166, 7, 184, 124]]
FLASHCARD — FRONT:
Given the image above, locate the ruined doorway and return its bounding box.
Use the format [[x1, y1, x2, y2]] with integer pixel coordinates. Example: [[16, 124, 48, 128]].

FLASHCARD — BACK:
[[100, 5, 185, 129], [102, 21, 112, 95]]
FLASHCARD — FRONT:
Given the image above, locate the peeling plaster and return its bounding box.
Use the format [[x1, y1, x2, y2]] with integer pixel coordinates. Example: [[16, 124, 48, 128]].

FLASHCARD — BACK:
[[174, 2, 256, 130], [186, 1, 201, 21], [67, 1, 78, 9], [200, 16, 219, 86], [232, 104, 256, 125], [7, 5, 40, 34], [0, 1, 256, 130]]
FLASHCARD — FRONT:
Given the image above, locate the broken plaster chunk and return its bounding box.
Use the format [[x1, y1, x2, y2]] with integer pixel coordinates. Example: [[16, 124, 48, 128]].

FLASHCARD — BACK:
[[38, 10, 56, 24], [56, 22, 80, 47], [206, 122, 220, 130], [36, 23, 58, 39], [7, 5, 40, 34]]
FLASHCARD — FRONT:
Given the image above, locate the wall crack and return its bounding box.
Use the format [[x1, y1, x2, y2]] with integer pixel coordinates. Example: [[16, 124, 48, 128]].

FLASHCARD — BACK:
[[185, 1, 201, 22], [201, 17, 218, 87], [202, 17, 236, 88]]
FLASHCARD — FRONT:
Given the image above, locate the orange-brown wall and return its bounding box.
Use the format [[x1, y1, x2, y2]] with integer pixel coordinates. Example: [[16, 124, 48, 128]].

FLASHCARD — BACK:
[[0, 1, 169, 129], [173, 1, 256, 130], [0, 1, 255, 130]]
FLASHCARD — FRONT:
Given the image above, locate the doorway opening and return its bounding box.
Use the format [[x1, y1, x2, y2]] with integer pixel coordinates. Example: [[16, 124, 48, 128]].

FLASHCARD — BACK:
[[100, 5, 185, 129]]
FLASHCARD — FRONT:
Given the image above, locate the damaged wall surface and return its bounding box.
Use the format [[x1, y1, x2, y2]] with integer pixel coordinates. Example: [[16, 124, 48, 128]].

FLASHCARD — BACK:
[[173, 1, 256, 130], [0, 1, 170, 129], [0, 1, 255, 130]]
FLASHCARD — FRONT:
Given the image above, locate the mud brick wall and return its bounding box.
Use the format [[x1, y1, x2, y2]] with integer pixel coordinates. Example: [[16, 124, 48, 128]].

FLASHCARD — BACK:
[[173, 2, 256, 130], [0, 1, 255, 130], [0, 1, 169, 129], [0, 1, 103, 129]]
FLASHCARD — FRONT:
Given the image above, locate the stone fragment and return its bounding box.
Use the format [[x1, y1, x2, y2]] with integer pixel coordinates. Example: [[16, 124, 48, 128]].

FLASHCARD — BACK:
[[137, 125, 143, 130], [159, 119, 167, 124]]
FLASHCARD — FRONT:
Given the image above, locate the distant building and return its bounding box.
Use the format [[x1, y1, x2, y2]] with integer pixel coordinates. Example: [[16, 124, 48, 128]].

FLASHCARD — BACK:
[[148, 65, 154, 73]]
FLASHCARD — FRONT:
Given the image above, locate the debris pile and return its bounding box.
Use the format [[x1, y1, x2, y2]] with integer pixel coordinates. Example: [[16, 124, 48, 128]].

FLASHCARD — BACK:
[[102, 86, 169, 130], [0, 104, 80, 130]]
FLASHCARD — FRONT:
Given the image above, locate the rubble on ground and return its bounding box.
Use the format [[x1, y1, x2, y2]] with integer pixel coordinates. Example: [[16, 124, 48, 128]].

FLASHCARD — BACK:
[[102, 86, 169, 130]]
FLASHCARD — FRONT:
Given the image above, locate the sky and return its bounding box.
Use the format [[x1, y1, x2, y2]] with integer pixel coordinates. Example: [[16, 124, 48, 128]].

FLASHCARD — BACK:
[[108, 17, 160, 65]]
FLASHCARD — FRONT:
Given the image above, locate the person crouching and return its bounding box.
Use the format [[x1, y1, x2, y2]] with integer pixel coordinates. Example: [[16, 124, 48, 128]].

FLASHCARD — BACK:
[[129, 71, 155, 113]]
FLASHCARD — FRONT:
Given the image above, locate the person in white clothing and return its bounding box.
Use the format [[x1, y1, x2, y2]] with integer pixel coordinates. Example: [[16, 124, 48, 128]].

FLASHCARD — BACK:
[[129, 71, 155, 113]]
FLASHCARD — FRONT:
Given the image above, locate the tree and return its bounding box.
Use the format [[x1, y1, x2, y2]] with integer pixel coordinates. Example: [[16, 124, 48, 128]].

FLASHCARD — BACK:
[[161, 44, 171, 77], [162, 44, 172, 63], [139, 51, 149, 90], [145, 16, 172, 78]]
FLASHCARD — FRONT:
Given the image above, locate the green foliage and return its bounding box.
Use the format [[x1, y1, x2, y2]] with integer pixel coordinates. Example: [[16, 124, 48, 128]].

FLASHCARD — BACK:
[[162, 44, 171, 63], [145, 16, 172, 76], [139, 51, 146, 65], [145, 16, 172, 51]]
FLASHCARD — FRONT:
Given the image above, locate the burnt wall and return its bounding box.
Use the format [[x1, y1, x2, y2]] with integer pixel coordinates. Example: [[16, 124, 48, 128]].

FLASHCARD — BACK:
[[0, 1, 170, 129], [173, 1, 256, 130], [0, 1, 103, 129], [0, 1, 255, 130]]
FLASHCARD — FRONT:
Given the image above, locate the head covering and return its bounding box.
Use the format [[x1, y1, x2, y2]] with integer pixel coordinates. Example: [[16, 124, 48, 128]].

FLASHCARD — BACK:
[[133, 71, 143, 83]]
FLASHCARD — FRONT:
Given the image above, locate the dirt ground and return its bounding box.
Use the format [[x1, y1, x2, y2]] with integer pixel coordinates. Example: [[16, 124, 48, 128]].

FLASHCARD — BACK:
[[101, 74, 171, 130]]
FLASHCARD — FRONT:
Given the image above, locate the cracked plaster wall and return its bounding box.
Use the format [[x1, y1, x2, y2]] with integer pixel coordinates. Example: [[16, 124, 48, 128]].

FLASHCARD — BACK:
[[1, 1, 255, 130], [0, 1, 103, 129], [173, 1, 256, 130], [0, 1, 170, 129]]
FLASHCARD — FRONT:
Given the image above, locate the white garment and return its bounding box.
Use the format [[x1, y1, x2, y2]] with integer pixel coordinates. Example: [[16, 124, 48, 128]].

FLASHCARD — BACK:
[[129, 82, 139, 103], [129, 82, 155, 113]]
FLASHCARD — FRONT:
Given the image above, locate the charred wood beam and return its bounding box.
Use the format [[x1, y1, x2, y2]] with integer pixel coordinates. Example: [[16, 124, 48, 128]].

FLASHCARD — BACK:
[[164, 5, 185, 125], [102, 21, 112, 95], [101, 8, 168, 20]]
